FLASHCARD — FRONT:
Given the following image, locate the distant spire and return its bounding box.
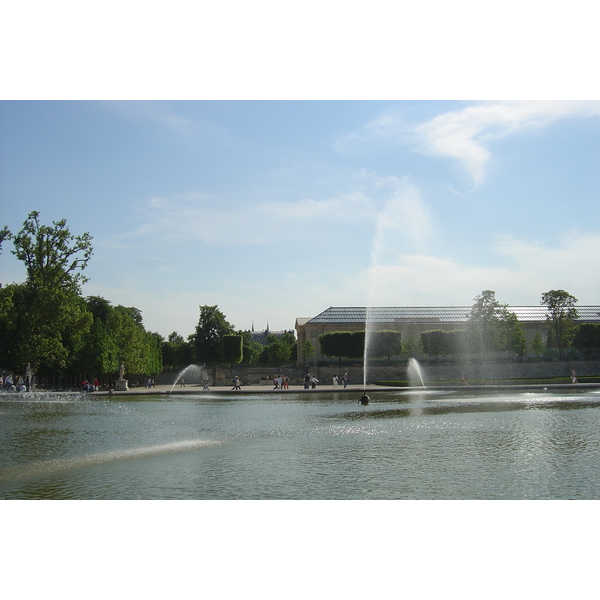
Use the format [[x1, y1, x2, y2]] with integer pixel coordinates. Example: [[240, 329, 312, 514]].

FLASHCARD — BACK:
[[266, 320, 269, 333], [252, 320, 254, 332]]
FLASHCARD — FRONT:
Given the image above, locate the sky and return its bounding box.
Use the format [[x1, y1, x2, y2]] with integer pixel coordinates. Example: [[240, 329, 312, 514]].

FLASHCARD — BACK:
[[1, 2, 599, 342], [1, 99, 600, 339]]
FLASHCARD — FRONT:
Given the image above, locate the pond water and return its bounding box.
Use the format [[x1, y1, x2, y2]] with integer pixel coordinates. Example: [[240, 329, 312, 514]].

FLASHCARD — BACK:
[[2, 388, 600, 499]]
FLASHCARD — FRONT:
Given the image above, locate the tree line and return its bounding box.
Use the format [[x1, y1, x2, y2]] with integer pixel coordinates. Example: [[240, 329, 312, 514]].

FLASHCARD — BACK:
[[163, 304, 297, 371], [0, 212, 297, 385]]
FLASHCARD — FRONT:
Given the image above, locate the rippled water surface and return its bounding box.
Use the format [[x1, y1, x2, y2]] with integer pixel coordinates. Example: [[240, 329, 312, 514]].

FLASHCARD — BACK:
[[2, 389, 600, 499]]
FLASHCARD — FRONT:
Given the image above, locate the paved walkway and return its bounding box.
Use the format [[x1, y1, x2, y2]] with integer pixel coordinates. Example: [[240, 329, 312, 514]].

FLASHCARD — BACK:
[[97, 383, 370, 396]]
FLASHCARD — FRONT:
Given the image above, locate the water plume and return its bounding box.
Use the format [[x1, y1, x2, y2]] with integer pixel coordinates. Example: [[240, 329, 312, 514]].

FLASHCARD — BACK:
[[363, 178, 433, 388]]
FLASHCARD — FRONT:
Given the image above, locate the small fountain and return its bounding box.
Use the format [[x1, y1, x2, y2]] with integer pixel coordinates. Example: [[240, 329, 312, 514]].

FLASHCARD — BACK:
[[169, 364, 207, 393], [408, 357, 426, 388]]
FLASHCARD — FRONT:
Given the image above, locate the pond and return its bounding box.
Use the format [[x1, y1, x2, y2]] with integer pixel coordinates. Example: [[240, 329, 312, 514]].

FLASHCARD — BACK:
[[2, 388, 600, 499]]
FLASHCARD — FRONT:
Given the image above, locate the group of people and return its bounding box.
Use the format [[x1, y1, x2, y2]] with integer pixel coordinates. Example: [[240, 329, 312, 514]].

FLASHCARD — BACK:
[[273, 375, 290, 389], [81, 378, 100, 392], [303, 374, 320, 389], [1, 373, 31, 392], [332, 373, 349, 388], [1, 363, 35, 392]]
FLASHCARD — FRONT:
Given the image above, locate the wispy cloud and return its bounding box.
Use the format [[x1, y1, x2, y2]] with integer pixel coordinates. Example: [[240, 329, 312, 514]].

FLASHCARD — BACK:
[[414, 101, 600, 186], [128, 190, 377, 246], [340, 101, 600, 187], [99, 101, 230, 142], [362, 228, 600, 306]]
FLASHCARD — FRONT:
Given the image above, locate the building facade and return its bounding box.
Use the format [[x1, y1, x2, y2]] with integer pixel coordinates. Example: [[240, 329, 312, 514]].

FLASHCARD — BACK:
[[295, 306, 600, 364]]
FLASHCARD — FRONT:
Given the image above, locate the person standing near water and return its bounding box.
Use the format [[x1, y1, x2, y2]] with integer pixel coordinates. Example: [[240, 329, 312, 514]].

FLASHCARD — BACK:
[[571, 370, 578, 383], [342, 373, 348, 388], [333, 374, 339, 387]]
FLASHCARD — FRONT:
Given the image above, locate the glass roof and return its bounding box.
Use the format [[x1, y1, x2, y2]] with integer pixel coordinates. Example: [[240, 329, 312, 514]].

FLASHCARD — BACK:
[[305, 306, 600, 324]]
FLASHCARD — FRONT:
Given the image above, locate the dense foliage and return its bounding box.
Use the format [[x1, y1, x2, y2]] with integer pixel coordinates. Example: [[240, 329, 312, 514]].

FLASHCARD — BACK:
[[0, 213, 163, 381], [222, 334, 243, 366], [542, 289, 579, 359], [319, 331, 365, 362]]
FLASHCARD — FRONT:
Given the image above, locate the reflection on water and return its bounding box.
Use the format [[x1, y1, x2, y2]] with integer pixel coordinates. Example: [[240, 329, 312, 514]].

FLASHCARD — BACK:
[[1, 389, 600, 499]]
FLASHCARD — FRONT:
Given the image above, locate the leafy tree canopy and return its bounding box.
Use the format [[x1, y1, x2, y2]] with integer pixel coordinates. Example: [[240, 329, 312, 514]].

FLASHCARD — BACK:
[[194, 305, 235, 363], [541, 289, 579, 359], [10, 211, 93, 293]]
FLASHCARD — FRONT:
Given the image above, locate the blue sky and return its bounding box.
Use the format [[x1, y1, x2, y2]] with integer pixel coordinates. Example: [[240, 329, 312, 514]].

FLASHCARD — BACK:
[[2, 100, 599, 339]]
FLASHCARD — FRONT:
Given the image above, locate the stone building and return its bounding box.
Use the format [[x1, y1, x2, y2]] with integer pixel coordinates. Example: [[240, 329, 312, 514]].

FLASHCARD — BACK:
[[295, 306, 600, 365]]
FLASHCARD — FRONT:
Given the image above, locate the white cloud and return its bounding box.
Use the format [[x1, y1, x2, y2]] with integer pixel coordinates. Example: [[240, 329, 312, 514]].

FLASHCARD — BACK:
[[413, 101, 600, 186], [340, 101, 600, 187]]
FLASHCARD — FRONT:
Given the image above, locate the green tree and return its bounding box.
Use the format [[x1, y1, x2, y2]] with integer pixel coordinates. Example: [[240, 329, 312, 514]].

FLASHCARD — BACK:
[[194, 305, 235, 364], [145, 331, 164, 376], [421, 329, 451, 360], [348, 331, 365, 359], [0, 225, 11, 254], [497, 308, 526, 357], [531, 331, 545, 358], [401, 335, 420, 359], [541, 290, 579, 360], [467, 290, 502, 354], [10, 211, 93, 293], [258, 334, 294, 367], [162, 331, 195, 370], [573, 323, 600, 359], [319, 331, 349, 363], [108, 306, 152, 375], [222, 334, 243, 366], [168, 331, 185, 344], [319, 331, 365, 362], [236, 331, 263, 365], [0, 283, 92, 374], [300, 340, 315, 366], [0, 213, 95, 374], [369, 330, 402, 361]]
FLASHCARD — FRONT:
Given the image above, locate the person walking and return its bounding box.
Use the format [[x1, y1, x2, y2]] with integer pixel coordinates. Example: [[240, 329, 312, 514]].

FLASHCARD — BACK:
[[333, 374, 339, 387], [342, 373, 348, 388]]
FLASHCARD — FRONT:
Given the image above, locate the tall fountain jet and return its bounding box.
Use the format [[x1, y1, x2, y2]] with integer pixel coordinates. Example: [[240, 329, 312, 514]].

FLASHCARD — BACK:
[[363, 178, 432, 397]]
